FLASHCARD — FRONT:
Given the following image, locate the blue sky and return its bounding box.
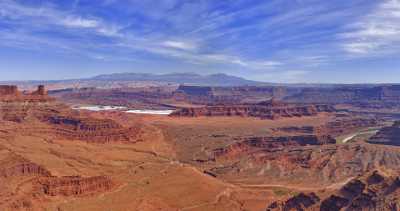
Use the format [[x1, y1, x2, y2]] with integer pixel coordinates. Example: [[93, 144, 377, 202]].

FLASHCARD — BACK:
[[0, 0, 400, 83]]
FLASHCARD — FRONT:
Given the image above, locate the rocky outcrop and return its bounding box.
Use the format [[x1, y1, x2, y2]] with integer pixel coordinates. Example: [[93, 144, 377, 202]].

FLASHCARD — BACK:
[[0, 85, 138, 143], [319, 117, 378, 136], [285, 85, 400, 104], [272, 117, 379, 137], [214, 135, 336, 159], [319, 117, 376, 135], [0, 85, 53, 102], [266, 193, 320, 211], [173, 85, 293, 105], [0, 149, 116, 210], [53, 87, 176, 109], [171, 100, 335, 119], [273, 117, 378, 137], [32, 85, 47, 95], [272, 126, 316, 134], [36, 175, 114, 196], [368, 121, 400, 146], [267, 171, 400, 211], [175, 85, 213, 96], [0, 85, 20, 96], [0, 85, 55, 122], [209, 143, 400, 186], [0, 152, 51, 178], [39, 115, 137, 143]]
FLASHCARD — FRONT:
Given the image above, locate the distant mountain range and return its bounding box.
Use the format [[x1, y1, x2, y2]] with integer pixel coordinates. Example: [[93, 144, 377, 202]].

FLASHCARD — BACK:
[[90, 72, 266, 86], [2, 72, 397, 91]]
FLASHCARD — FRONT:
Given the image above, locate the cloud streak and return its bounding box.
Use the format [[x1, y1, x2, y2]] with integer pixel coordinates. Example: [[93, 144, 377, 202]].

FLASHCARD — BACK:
[[341, 0, 400, 56], [0, 0, 399, 82]]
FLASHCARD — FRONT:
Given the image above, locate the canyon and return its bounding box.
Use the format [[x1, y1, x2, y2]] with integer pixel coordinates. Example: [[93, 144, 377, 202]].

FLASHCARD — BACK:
[[1, 84, 400, 210]]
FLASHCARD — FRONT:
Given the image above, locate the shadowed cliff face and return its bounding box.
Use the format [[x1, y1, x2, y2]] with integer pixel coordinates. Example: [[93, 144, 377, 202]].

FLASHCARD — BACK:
[[368, 121, 400, 146], [267, 171, 400, 211], [208, 136, 400, 187], [285, 85, 400, 103]]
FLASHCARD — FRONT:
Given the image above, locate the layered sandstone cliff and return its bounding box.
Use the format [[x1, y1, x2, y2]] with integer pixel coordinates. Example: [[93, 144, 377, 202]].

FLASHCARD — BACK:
[[208, 142, 400, 186], [0, 151, 51, 178], [0, 85, 138, 143], [170, 100, 335, 119], [272, 117, 378, 137], [36, 175, 114, 196], [0, 149, 115, 210], [213, 135, 336, 159], [368, 121, 400, 146], [38, 115, 137, 143], [267, 171, 400, 211], [173, 85, 291, 105], [0, 85, 53, 102]]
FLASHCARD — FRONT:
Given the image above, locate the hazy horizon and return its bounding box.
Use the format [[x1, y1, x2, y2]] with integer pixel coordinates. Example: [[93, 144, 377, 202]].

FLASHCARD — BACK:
[[1, 0, 400, 83]]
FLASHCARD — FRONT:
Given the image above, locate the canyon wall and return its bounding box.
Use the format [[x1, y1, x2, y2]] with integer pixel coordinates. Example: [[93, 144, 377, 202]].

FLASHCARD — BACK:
[[368, 121, 400, 146], [0, 85, 138, 143], [267, 171, 400, 211], [170, 100, 336, 119], [0, 85, 53, 102], [285, 85, 400, 104], [36, 176, 114, 196]]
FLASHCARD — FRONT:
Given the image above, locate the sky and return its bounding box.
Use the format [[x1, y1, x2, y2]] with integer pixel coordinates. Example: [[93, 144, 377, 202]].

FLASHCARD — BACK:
[[0, 0, 400, 83]]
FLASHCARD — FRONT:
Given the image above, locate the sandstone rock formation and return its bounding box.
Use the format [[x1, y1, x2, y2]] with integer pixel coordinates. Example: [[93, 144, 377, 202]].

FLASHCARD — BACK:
[[170, 100, 335, 119], [36, 176, 114, 196], [0, 85, 138, 143], [0, 85, 20, 96], [284, 85, 400, 113], [39, 115, 138, 143], [273, 117, 378, 138], [317, 117, 378, 136], [267, 171, 400, 211], [0, 85, 53, 102], [170, 85, 302, 105], [0, 150, 51, 178], [266, 193, 320, 211], [51, 86, 176, 109], [285, 85, 400, 104], [213, 135, 336, 159], [0, 148, 115, 210], [368, 121, 400, 146], [209, 142, 400, 186]]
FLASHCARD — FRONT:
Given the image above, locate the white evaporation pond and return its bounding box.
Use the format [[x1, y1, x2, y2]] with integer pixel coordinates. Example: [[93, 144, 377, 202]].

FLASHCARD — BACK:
[[73, 105, 127, 111], [125, 110, 174, 115]]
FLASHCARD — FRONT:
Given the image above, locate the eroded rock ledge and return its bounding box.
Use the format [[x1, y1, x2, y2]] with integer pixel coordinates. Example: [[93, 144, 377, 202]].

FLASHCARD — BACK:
[[267, 171, 400, 211], [170, 99, 335, 119], [36, 175, 114, 197], [368, 121, 400, 146], [0, 85, 138, 143]]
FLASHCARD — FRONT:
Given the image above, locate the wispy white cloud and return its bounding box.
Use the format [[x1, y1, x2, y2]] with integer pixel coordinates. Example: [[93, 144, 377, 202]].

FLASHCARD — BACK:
[[0, 0, 122, 37], [62, 16, 99, 28], [0, 0, 286, 71], [161, 40, 197, 51], [341, 0, 400, 56], [4, 0, 394, 81]]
